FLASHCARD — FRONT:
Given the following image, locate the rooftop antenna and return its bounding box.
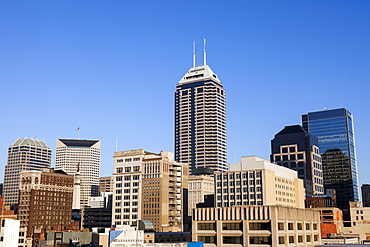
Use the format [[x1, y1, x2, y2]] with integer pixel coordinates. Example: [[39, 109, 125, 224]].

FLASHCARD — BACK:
[[192, 41, 196, 68], [116, 137, 118, 152], [203, 38, 207, 65]]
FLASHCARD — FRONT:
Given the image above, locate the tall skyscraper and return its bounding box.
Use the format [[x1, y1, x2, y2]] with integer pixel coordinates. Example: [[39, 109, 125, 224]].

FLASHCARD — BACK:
[[175, 44, 227, 174], [55, 139, 101, 207], [3, 138, 51, 207], [271, 125, 324, 197], [302, 108, 359, 209]]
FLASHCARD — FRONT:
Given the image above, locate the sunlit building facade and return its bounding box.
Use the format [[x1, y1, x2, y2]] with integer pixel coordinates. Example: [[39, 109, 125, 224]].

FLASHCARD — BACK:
[[3, 138, 51, 207], [175, 64, 227, 174], [215, 156, 305, 209], [55, 139, 101, 207], [192, 205, 321, 246], [188, 174, 214, 216], [112, 149, 189, 232]]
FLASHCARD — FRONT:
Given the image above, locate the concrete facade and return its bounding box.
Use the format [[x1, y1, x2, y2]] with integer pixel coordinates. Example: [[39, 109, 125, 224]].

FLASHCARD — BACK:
[[215, 156, 305, 208], [100, 176, 113, 193], [192, 205, 321, 247], [343, 201, 370, 236], [188, 174, 214, 216], [0, 219, 20, 247], [112, 149, 189, 232], [55, 139, 101, 207], [310, 207, 343, 237], [3, 138, 51, 207]]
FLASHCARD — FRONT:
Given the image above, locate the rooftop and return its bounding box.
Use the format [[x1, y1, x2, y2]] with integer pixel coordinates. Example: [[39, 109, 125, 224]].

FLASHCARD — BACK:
[[178, 65, 220, 84], [58, 139, 99, 148], [11, 138, 50, 149]]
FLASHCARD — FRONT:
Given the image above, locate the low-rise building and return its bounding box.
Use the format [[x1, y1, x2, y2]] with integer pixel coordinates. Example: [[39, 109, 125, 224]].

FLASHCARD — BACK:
[[188, 174, 214, 216], [305, 189, 337, 208], [215, 156, 305, 208], [310, 207, 343, 237], [343, 202, 370, 238], [109, 225, 144, 247], [0, 219, 20, 247], [192, 205, 321, 247], [46, 231, 92, 246], [0, 197, 17, 221]]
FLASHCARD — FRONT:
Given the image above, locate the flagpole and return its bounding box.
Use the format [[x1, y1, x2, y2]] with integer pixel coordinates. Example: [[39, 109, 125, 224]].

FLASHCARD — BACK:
[[76, 127, 80, 139]]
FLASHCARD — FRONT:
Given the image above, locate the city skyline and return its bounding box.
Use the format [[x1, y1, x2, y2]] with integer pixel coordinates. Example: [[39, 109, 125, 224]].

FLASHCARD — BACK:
[[1, 1, 370, 189]]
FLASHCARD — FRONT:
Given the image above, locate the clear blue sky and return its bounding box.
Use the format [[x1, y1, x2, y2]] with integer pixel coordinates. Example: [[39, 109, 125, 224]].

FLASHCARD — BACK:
[[1, 1, 369, 187]]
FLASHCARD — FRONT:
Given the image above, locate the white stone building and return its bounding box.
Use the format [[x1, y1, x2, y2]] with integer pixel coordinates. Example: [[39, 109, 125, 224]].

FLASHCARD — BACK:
[[55, 139, 101, 207], [0, 219, 20, 247]]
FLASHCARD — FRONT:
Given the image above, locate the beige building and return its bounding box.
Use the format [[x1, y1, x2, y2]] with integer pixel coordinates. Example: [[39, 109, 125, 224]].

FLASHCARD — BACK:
[[3, 138, 51, 207], [55, 139, 101, 207], [100, 176, 113, 193], [343, 201, 370, 237], [192, 205, 321, 246], [112, 149, 189, 232], [215, 156, 305, 209], [175, 63, 227, 174], [188, 174, 214, 216]]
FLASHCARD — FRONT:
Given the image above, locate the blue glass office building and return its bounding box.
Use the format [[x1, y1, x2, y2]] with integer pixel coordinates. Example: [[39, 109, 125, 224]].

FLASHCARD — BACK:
[[302, 108, 359, 209]]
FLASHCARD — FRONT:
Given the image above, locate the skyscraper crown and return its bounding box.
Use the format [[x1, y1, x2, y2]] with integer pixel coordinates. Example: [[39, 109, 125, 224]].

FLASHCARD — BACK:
[[179, 65, 221, 84]]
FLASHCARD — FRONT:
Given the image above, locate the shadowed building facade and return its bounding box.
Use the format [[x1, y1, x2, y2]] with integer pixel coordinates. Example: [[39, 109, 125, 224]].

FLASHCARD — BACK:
[[302, 108, 359, 210], [271, 125, 324, 198]]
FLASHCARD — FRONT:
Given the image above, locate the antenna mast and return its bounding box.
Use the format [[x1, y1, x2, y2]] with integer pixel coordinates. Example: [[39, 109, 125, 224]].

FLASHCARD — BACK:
[[203, 38, 207, 65], [192, 41, 196, 68]]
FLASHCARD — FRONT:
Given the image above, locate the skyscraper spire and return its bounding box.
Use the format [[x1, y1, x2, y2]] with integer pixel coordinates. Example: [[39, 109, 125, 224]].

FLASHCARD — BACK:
[[203, 38, 207, 65], [193, 41, 196, 68], [175, 41, 227, 174]]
